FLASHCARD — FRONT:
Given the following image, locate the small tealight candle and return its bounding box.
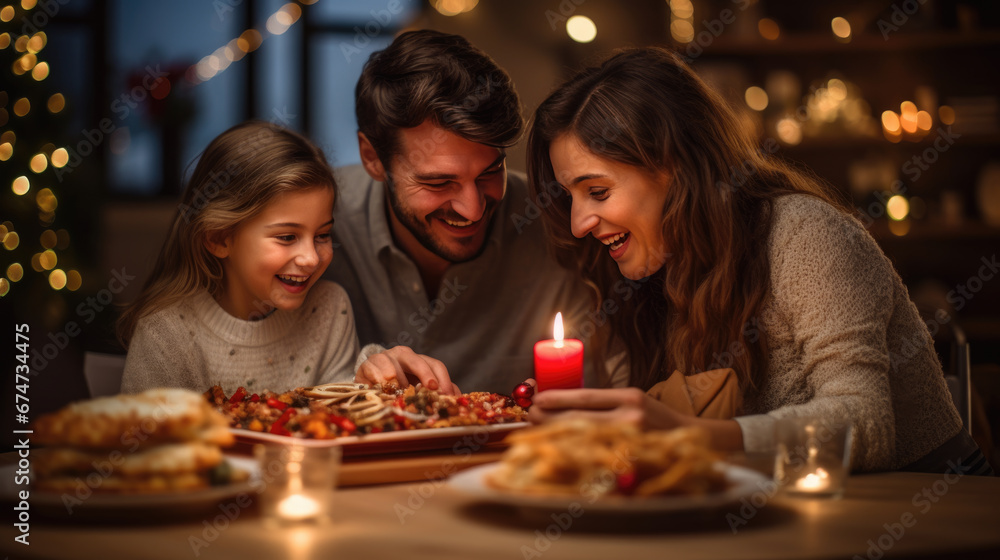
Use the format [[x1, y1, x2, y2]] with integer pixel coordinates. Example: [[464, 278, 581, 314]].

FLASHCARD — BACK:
[[277, 493, 322, 521], [795, 468, 831, 492], [533, 312, 584, 392]]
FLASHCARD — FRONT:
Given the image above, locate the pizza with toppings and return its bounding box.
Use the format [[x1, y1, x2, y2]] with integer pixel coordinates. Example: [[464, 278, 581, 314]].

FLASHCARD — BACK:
[[205, 382, 528, 439]]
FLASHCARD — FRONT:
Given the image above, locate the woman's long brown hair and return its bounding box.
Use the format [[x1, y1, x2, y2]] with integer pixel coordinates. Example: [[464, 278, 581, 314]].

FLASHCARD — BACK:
[[527, 47, 847, 392], [116, 121, 336, 347]]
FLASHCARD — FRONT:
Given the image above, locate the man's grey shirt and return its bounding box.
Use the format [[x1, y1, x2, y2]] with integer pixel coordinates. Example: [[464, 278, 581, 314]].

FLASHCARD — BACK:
[[324, 165, 596, 394]]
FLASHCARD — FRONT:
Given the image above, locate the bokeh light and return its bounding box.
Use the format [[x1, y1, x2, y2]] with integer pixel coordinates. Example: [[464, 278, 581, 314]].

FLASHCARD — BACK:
[[831, 17, 851, 40], [566, 15, 597, 43], [49, 269, 67, 290], [7, 263, 23, 282], [51, 147, 68, 167], [887, 195, 910, 221], [13, 176, 30, 195], [30, 152, 47, 173], [758, 18, 780, 40], [745, 86, 769, 111], [67, 270, 82, 291]]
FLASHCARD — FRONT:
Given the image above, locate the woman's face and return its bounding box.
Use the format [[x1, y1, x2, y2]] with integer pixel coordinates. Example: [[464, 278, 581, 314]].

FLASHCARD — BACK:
[[549, 134, 670, 280]]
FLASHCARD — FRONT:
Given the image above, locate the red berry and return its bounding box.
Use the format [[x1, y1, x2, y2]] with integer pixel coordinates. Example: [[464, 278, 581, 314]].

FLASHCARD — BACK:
[[516, 397, 532, 409], [616, 471, 637, 494], [513, 382, 534, 399]]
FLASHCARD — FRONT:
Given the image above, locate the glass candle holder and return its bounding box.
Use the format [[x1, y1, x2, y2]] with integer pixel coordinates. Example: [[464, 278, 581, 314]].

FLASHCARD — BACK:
[[774, 417, 852, 499], [254, 444, 340, 525]]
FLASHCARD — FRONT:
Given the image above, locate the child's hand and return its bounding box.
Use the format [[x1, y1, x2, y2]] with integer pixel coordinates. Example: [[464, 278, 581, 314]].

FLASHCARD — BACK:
[[355, 346, 460, 396]]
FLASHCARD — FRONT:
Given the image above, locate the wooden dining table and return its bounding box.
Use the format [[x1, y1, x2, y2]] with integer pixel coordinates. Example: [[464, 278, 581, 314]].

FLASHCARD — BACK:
[[1, 446, 998, 560]]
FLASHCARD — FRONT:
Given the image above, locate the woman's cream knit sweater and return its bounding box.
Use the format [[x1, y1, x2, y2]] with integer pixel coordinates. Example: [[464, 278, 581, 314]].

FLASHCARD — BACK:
[[734, 195, 962, 472]]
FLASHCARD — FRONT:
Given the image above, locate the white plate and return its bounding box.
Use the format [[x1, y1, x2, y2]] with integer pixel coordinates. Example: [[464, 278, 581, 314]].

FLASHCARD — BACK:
[[0, 456, 260, 519], [232, 422, 529, 456], [448, 462, 771, 514]]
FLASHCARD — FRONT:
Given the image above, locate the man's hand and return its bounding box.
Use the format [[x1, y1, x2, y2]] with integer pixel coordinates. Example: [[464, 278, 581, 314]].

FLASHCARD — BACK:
[[355, 346, 460, 395]]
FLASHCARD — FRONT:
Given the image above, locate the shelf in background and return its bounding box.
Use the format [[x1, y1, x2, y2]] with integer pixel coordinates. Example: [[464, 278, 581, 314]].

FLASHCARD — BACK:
[[697, 30, 1000, 56]]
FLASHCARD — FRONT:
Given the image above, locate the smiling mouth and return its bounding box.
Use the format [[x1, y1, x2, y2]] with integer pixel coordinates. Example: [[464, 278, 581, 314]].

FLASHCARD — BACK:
[[443, 217, 475, 228], [601, 232, 630, 251], [276, 274, 309, 287]]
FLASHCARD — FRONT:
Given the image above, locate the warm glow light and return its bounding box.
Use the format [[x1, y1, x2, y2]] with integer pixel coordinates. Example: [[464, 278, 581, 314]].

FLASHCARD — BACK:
[[670, 19, 695, 43], [745, 86, 768, 111], [0, 6, 15, 22], [30, 152, 47, 172], [241, 29, 262, 51], [796, 468, 830, 491], [669, 0, 694, 18], [14, 35, 28, 52], [277, 493, 321, 521], [31, 60, 49, 80], [553, 312, 565, 347], [40, 229, 56, 249], [67, 269, 82, 291], [888, 219, 911, 236], [27, 32, 45, 53], [36, 188, 57, 212], [882, 110, 904, 133], [7, 263, 23, 282], [827, 78, 847, 101], [887, 195, 910, 221], [0, 142, 11, 161], [18, 53, 37, 71], [566, 15, 597, 43], [0, 278, 8, 297], [900, 112, 918, 134], [831, 17, 851, 40], [13, 97, 30, 117], [916, 110, 932, 132], [51, 147, 68, 167], [0, 32, 10, 49], [938, 105, 955, 125], [48, 92, 65, 113], [2, 231, 19, 250], [758, 18, 780, 40], [776, 117, 802, 145], [12, 176, 29, 195], [39, 249, 57, 270], [22, 0, 38, 9], [49, 268, 67, 290]]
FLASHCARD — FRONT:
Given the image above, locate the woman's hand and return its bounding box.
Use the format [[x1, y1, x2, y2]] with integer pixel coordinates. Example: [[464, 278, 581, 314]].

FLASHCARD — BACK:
[[355, 346, 460, 395], [528, 387, 687, 430], [528, 387, 745, 452]]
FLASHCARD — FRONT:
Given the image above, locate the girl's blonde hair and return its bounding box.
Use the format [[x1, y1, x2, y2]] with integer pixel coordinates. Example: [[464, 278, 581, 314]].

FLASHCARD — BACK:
[[117, 120, 336, 346]]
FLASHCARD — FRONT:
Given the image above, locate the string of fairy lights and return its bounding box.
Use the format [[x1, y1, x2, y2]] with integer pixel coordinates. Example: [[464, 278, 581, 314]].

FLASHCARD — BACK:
[[0, 0, 317, 299], [1, 0, 77, 299]]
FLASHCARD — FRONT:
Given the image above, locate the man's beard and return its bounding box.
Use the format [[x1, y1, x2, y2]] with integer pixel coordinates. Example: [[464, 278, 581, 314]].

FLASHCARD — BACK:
[[384, 174, 497, 264]]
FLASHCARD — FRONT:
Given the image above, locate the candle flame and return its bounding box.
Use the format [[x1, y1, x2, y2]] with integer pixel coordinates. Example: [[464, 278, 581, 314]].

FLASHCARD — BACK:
[[553, 312, 564, 348]]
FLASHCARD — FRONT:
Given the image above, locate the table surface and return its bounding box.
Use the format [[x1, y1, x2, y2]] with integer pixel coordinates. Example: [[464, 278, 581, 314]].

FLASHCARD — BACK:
[[2, 451, 999, 560]]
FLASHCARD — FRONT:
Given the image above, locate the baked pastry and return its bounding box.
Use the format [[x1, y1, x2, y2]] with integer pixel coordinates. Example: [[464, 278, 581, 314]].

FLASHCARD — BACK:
[[31, 388, 243, 494]]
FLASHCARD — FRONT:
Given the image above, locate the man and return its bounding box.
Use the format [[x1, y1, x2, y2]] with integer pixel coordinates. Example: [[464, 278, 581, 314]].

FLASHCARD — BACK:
[[325, 30, 597, 395]]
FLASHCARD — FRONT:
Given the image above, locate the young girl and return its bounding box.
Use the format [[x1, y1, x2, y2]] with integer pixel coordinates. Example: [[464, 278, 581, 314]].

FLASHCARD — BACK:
[[525, 48, 991, 475], [118, 121, 359, 394]]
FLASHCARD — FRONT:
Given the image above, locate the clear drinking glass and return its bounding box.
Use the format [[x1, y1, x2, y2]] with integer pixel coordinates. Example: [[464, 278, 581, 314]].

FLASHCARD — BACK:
[[774, 417, 853, 499]]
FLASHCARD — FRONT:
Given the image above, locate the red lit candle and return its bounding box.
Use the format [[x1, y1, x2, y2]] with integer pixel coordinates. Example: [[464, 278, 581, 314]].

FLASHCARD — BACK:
[[533, 312, 584, 392]]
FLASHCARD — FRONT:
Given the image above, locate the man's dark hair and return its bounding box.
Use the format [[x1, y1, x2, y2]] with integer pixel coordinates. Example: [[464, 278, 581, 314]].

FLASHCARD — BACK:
[[355, 29, 523, 164]]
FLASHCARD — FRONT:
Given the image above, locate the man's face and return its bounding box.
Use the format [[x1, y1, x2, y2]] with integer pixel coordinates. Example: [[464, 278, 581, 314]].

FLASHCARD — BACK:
[[383, 120, 507, 264]]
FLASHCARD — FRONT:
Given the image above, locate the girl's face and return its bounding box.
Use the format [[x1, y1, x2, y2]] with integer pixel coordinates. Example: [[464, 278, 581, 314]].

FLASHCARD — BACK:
[[210, 187, 335, 320], [549, 134, 670, 280]]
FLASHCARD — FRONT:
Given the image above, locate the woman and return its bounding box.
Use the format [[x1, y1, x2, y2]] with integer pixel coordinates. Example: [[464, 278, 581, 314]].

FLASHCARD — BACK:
[[526, 47, 990, 474]]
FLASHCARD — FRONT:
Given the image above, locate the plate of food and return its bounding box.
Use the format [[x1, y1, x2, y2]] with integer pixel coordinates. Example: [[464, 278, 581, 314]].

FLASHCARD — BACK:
[[7, 388, 261, 519], [208, 382, 530, 456], [447, 419, 771, 514]]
